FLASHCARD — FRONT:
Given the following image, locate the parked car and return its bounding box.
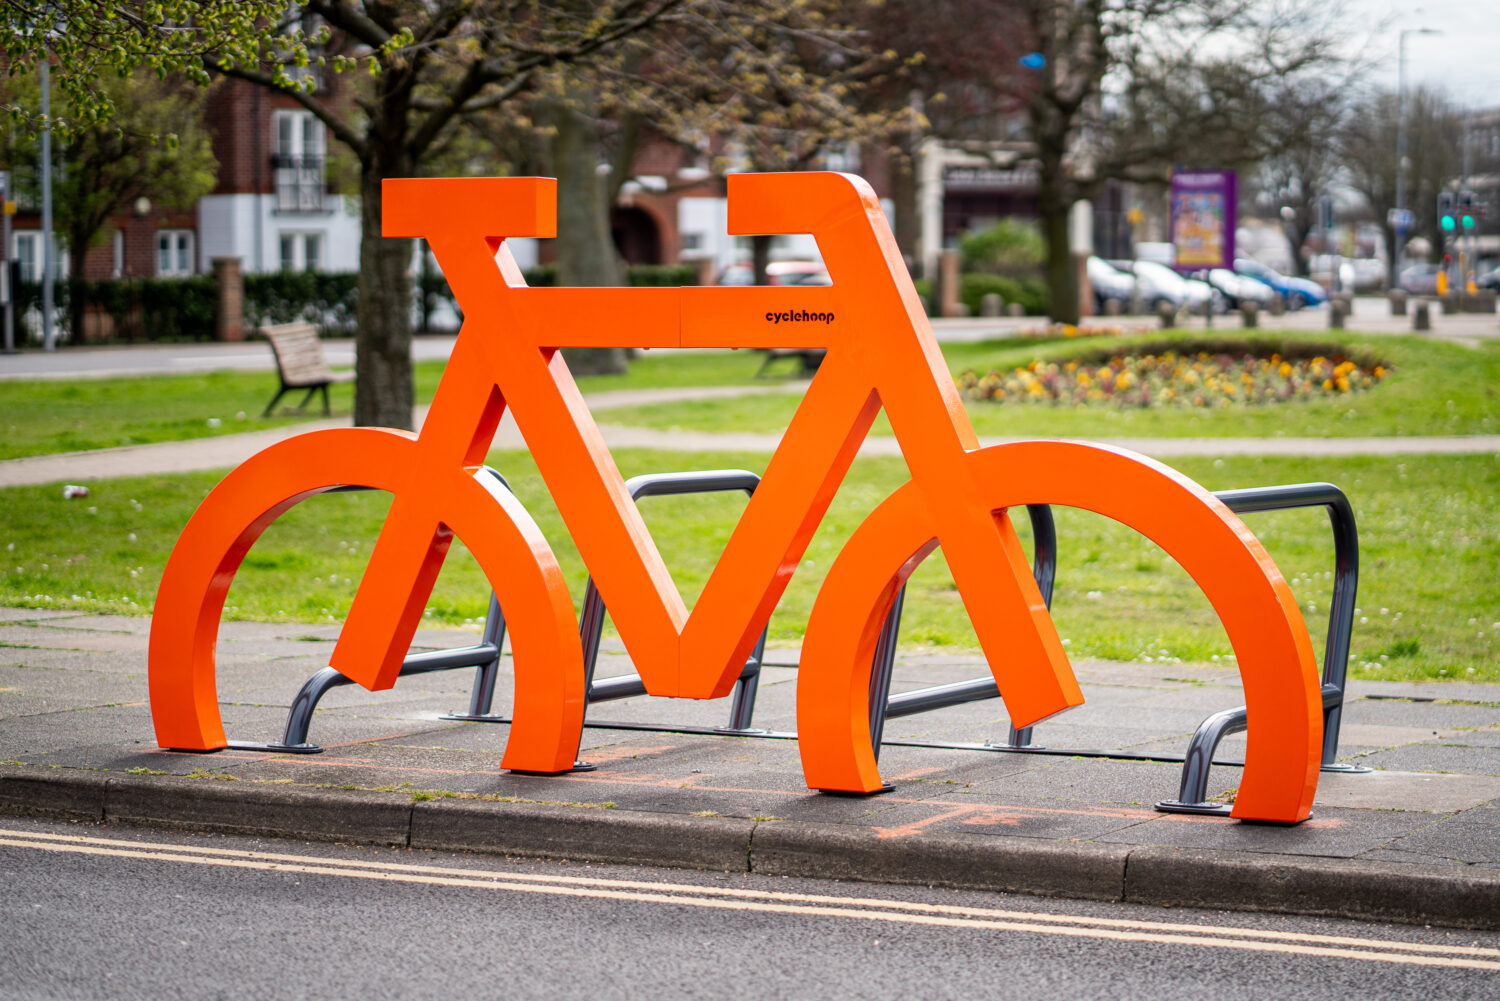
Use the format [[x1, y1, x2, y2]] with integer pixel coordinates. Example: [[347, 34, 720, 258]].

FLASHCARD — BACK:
[[1398, 263, 1442, 296], [716, 260, 831, 286], [1349, 258, 1388, 293], [1475, 266, 1500, 292], [1307, 254, 1359, 293], [1233, 258, 1328, 310], [1087, 256, 1135, 311], [1199, 268, 1277, 310], [1113, 259, 1221, 313]]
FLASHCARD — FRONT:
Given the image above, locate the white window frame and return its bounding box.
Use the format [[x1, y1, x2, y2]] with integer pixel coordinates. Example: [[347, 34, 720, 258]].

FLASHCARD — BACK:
[[156, 229, 195, 277], [272, 110, 328, 212], [13, 231, 39, 282], [279, 231, 323, 272]]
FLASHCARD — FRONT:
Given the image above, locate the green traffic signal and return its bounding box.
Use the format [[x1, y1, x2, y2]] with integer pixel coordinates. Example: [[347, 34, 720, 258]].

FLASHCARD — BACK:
[[1462, 214, 1476, 230], [1441, 214, 1457, 232]]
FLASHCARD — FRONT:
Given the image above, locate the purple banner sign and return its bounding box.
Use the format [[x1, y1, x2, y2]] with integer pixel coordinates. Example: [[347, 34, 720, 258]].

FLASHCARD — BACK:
[[1170, 170, 1236, 270]]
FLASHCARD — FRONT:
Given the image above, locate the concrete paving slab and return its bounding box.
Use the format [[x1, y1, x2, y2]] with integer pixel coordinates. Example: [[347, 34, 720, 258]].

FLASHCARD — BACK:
[[1444, 726, 1500, 748], [1358, 744, 1500, 775], [1098, 806, 1439, 858], [1336, 723, 1472, 747], [0, 609, 90, 623], [1348, 699, 1500, 729], [1312, 769, 1500, 812], [1382, 818, 1500, 865]]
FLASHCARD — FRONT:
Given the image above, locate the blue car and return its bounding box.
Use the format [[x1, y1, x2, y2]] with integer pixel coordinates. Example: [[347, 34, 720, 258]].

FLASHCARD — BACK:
[[1234, 259, 1327, 310]]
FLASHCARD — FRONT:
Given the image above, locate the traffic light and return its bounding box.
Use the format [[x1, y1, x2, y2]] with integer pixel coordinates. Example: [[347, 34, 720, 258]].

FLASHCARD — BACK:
[[1459, 190, 1477, 231], [1438, 191, 1457, 233]]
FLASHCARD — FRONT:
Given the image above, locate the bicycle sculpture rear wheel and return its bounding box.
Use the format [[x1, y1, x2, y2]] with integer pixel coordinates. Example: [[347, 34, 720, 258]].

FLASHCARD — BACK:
[[796, 440, 1322, 824]]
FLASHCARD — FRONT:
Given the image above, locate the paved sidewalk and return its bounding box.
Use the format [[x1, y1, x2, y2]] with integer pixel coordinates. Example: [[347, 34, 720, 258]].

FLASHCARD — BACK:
[[1, 305, 1495, 381], [2, 609, 1497, 928]]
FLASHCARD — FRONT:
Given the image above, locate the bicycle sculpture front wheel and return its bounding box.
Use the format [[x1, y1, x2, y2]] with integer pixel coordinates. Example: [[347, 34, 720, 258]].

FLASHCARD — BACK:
[[148, 427, 585, 774], [796, 440, 1322, 823]]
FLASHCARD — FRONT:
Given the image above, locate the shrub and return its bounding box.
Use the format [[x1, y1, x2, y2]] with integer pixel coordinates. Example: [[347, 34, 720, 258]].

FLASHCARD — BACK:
[[17, 278, 218, 343], [960, 273, 1049, 316], [960, 219, 1045, 277], [244, 272, 360, 335]]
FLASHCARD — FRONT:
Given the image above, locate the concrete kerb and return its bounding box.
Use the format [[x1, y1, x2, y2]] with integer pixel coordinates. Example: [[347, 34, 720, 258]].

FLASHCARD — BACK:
[[4, 764, 1498, 930]]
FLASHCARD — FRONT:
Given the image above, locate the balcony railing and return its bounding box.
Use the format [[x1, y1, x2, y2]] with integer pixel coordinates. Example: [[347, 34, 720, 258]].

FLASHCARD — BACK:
[[271, 154, 328, 212]]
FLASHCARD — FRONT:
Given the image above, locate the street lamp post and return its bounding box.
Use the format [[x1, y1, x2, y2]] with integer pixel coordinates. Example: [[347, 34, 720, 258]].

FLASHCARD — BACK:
[[39, 52, 56, 352], [1394, 27, 1441, 287]]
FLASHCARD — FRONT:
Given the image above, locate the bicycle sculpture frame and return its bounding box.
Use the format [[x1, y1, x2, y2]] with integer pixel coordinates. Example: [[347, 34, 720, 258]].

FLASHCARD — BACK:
[[149, 172, 1325, 823]]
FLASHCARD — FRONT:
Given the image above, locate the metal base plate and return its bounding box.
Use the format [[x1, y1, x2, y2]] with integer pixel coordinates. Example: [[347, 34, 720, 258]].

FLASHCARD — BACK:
[[1321, 762, 1374, 774], [1155, 800, 1234, 816], [224, 740, 324, 754], [816, 782, 896, 797]]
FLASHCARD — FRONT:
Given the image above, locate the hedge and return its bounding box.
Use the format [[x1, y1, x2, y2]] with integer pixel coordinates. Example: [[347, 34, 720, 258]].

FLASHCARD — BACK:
[[14, 262, 704, 344]]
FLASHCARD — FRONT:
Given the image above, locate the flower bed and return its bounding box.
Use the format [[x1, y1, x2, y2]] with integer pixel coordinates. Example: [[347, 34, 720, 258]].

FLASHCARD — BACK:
[[960, 346, 1390, 408]]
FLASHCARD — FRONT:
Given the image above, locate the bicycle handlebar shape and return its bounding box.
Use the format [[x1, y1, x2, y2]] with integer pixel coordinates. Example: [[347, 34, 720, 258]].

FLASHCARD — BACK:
[[148, 171, 1324, 821]]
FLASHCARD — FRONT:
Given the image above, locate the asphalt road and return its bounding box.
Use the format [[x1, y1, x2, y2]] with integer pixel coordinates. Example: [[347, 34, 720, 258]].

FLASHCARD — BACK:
[[0, 817, 1495, 1000]]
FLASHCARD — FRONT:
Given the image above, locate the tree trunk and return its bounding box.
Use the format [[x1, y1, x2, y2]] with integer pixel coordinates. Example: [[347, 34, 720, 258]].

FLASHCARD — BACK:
[[891, 149, 920, 277], [550, 94, 627, 376], [751, 235, 773, 286], [68, 235, 88, 344], [354, 160, 416, 429], [1037, 155, 1077, 324]]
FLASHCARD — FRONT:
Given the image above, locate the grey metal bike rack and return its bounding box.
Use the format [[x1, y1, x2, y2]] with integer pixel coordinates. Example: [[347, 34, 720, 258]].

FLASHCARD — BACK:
[[227, 465, 1363, 821], [855, 481, 1365, 818], [1154, 482, 1367, 816], [238, 468, 771, 755], [223, 469, 517, 754]]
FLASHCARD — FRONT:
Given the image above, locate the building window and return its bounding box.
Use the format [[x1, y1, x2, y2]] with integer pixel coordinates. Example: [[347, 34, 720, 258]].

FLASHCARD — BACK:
[[271, 110, 327, 212], [156, 230, 194, 276], [13, 232, 38, 282], [279, 232, 322, 272]]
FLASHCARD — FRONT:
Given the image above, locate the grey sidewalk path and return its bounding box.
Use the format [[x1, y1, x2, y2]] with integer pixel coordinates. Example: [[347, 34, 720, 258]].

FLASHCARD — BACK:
[[0, 383, 807, 488], [1, 609, 1497, 928], [3, 305, 1492, 381]]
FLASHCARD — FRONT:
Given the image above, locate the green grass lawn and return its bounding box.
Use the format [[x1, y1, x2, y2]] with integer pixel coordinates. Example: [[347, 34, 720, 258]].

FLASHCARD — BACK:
[[600, 331, 1500, 439], [0, 348, 772, 461], [1, 449, 1494, 683]]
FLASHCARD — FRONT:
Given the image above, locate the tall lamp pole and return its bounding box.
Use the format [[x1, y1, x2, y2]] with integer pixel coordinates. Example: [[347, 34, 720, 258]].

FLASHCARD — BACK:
[[1394, 26, 1441, 286], [39, 48, 56, 352]]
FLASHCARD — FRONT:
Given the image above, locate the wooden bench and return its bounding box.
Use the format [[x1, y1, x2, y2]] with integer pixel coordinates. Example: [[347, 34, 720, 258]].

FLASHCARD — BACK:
[[755, 348, 826, 376], [261, 321, 354, 417]]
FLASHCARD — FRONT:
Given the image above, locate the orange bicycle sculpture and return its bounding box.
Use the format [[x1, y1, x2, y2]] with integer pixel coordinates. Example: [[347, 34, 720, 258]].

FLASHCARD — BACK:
[[149, 172, 1324, 823]]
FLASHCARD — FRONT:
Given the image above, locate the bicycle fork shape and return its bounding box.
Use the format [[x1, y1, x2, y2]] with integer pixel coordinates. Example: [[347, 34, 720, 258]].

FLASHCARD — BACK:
[[148, 171, 1324, 822]]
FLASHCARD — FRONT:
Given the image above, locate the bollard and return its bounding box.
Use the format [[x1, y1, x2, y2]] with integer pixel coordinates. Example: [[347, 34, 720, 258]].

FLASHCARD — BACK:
[[1329, 300, 1345, 329], [1413, 300, 1431, 332], [1103, 298, 1121, 316], [1240, 301, 1259, 328], [1157, 300, 1176, 329], [1200, 298, 1213, 329], [1389, 289, 1408, 317], [1267, 294, 1286, 316], [980, 292, 1003, 317], [1005, 302, 1025, 317]]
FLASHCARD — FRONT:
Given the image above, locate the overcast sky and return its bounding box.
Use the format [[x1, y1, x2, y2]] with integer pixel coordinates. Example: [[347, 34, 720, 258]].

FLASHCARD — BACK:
[[1351, 1, 1500, 108]]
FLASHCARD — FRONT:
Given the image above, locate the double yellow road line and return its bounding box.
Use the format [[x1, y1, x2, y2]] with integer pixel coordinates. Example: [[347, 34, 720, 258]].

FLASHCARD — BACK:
[[2, 825, 1496, 971]]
